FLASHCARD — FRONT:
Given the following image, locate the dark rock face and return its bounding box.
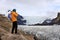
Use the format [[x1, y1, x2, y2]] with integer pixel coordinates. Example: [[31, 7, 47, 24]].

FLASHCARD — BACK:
[[42, 19, 53, 25], [42, 12, 60, 25], [33, 12, 60, 25], [17, 15, 26, 25], [51, 12, 60, 25]]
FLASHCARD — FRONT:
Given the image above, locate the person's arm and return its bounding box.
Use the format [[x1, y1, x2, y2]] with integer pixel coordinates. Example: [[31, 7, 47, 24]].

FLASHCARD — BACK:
[[13, 12, 18, 17]]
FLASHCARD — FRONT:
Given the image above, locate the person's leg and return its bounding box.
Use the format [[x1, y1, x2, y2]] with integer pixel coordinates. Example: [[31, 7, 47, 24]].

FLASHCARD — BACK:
[[15, 21, 18, 34], [11, 22, 14, 34], [12, 22, 16, 34]]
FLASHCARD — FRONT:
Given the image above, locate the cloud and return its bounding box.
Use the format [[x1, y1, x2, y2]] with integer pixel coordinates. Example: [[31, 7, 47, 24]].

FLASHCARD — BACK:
[[0, 0, 60, 18]]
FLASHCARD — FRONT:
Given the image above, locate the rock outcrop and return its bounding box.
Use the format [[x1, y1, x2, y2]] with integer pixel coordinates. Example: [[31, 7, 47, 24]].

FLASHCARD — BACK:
[[52, 12, 60, 24], [33, 12, 60, 25], [0, 14, 34, 40]]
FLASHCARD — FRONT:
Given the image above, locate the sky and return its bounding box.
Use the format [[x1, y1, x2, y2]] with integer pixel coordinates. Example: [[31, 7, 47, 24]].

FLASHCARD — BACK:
[[0, 0, 60, 18]]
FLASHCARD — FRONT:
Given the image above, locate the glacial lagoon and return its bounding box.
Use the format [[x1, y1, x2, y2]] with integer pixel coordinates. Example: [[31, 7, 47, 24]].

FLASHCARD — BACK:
[[18, 25, 60, 40]]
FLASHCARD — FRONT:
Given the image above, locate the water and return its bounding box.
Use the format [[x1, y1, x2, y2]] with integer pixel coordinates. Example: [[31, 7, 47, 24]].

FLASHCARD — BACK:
[[18, 25, 60, 40]]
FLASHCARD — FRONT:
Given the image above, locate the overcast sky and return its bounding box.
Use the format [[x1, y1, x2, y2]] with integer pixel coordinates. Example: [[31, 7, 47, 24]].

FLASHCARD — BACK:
[[0, 0, 60, 18]]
